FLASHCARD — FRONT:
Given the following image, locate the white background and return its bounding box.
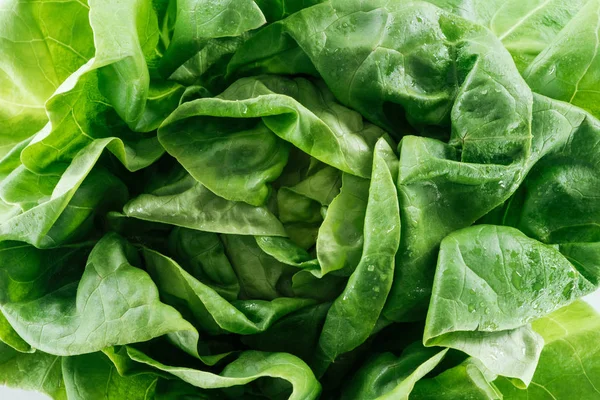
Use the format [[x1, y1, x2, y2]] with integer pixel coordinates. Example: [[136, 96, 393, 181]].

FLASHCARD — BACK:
[[2, 290, 600, 399]]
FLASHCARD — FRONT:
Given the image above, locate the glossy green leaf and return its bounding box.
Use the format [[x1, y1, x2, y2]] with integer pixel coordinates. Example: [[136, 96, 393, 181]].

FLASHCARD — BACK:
[[425, 225, 596, 384], [316, 173, 369, 276], [159, 116, 289, 206], [315, 138, 400, 374], [89, 0, 184, 130], [525, 1, 600, 119], [0, 311, 31, 353], [517, 100, 600, 244], [19, 65, 166, 174], [0, 0, 94, 156], [142, 247, 315, 335], [496, 301, 600, 399], [1, 234, 200, 356], [159, 0, 266, 76], [383, 136, 524, 321], [0, 140, 128, 248], [0, 341, 66, 400], [63, 352, 158, 400], [343, 343, 448, 400], [233, 1, 533, 155], [222, 234, 296, 300], [128, 348, 322, 400], [427, 0, 588, 72], [124, 169, 286, 236], [160, 76, 384, 179], [412, 358, 502, 400], [168, 227, 239, 301], [255, 236, 319, 270]]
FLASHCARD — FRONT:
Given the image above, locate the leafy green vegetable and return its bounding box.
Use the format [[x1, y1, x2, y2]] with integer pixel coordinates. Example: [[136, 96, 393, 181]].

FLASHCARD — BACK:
[[314, 138, 400, 375], [1, 234, 201, 357], [124, 167, 286, 236], [427, 0, 588, 72], [128, 348, 322, 400], [496, 300, 600, 399], [142, 246, 315, 335], [2, 0, 600, 398], [524, 0, 600, 119], [412, 358, 502, 400], [0, 0, 94, 156], [424, 225, 595, 384], [343, 343, 448, 400], [63, 352, 159, 400], [0, 341, 66, 399]]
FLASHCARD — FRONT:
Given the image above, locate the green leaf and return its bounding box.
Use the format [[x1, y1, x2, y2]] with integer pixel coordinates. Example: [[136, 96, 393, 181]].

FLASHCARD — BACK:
[[525, 1, 600, 119], [424, 225, 596, 385], [19, 66, 166, 174], [315, 138, 400, 374], [342, 343, 448, 400], [159, 0, 266, 76], [233, 1, 533, 157], [255, 236, 319, 270], [128, 348, 322, 400], [169, 35, 248, 92], [0, 0, 94, 155], [277, 188, 323, 225], [1, 234, 201, 357], [0, 341, 66, 400], [412, 358, 502, 400], [159, 115, 290, 206], [222, 234, 296, 300], [427, 0, 588, 72], [63, 352, 158, 400], [383, 136, 523, 321], [283, 165, 342, 206], [241, 303, 332, 362], [0, 311, 32, 353], [0, 140, 129, 248], [169, 227, 240, 301], [142, 247, 315, 335], [516, 99, 600, 244], [291, 271, 346, 302], [316, 173, 369, 276], [124, 169, 286, 236], [160, 76, 384, 179], [496, 301, 600, 399], [90, 0, 184, 130]]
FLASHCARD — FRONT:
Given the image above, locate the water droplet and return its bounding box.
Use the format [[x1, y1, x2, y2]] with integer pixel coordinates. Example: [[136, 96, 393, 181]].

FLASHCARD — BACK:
[[562, 282, 574, 298], [512, 270, 524, 290], [367, 265, 375, 272]]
